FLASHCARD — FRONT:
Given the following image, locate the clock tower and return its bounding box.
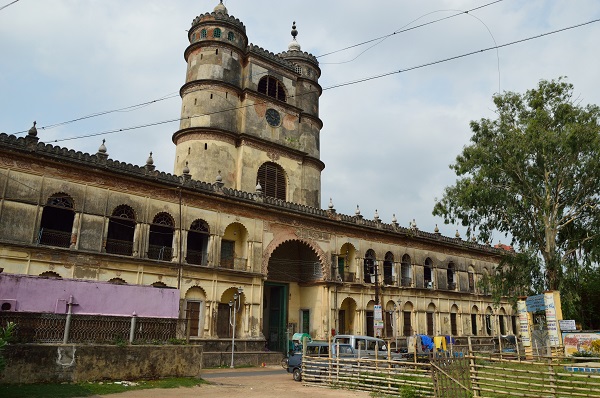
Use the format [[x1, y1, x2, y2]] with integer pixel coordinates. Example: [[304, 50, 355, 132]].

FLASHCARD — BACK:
[[172, 2, 323, 208]]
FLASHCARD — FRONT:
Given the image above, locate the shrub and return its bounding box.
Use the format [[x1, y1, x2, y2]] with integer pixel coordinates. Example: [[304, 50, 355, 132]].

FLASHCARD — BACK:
[[0, 322, 16, 373]]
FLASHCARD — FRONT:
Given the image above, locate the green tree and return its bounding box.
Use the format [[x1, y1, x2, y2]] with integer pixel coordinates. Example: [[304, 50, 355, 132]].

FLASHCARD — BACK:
[[433, 77, 600, 294], [0, 322, 16, 373]]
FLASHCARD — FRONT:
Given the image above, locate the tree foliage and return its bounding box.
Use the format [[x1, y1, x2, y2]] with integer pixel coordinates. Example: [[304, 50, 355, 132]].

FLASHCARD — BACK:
[[433, 78, 600, 296], [0, 322, 15, 373]]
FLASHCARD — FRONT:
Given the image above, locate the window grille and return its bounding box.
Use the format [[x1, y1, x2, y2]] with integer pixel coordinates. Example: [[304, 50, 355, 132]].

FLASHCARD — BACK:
[[200, 29, 207, 38], [227, 31, 234, 41], [257, 162, 286, 200], [257, 76, 286, 102], [153, 212, 174, 226], [213, 28, 221, 38], [112, 204, 135, 219]]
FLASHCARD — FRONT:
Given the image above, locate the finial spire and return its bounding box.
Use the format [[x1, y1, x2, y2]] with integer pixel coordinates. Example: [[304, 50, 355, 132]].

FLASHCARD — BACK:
[[288, 21, 301, 51]]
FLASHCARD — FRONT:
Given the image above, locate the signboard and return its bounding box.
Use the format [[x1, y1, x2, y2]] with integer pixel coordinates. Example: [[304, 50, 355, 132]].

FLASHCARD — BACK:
[[374, 305, 384, 337], [563, 332, 600, 356], [544, 292, 560, 346], [517, 299, 531, 346], [526, 294, 545, 312], [559, 320, 577, 331]]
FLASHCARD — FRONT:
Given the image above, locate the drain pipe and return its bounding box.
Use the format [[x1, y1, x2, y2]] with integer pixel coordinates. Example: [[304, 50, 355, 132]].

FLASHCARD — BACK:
[[63, 295, 78, 344]]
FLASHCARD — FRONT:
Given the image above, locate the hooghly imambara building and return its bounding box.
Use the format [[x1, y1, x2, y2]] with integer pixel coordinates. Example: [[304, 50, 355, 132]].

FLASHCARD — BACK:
[[0, 2, 515, 352]]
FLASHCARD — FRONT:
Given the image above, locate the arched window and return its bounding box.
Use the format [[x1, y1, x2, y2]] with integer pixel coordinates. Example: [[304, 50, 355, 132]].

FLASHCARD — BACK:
[[148, 212, 174, 261], [424, 257, 433, 288], [447, 262, 456, 290], [38, 193, 74, 248], [227, 31, 234, 41], [200, 29, 207, 38], [363, 249, 376, 283], [257, 162, 286, 200], [213, 28, 221, 38], [257, 76, 286, 102], [401, 254, 412, 287], [187, 219, 209, 265], [383, 252, 394, 285], [105, 205, 136, 256]]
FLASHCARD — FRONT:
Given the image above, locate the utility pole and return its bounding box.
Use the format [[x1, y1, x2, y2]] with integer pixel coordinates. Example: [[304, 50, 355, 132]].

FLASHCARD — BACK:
[[374, 259, 379, 305]]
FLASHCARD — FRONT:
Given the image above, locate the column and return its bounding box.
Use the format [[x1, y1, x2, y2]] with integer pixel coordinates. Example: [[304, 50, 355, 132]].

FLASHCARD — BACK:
[[171, 229, 180, 262], [204, 301, 213, 336], [70, 212, 81, 249], [181, 230, 188, 264], [132, 223, 141, 257], [101, 217, 110, 252]]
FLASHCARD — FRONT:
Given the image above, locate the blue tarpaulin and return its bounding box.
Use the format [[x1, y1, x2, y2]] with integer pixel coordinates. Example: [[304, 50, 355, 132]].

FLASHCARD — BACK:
[[419, 334, 434, 351]]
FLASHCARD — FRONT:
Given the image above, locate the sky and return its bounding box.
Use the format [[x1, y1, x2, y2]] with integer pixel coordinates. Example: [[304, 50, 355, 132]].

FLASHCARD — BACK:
[[1, 0, 599, 241]]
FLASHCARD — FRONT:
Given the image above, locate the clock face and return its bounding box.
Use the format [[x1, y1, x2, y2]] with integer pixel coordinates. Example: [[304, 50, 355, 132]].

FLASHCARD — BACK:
[[265, 108, 281, 127]]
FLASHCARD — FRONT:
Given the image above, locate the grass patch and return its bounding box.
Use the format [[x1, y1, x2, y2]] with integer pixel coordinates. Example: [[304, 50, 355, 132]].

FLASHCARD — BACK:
[[0, 377, 207, 398]]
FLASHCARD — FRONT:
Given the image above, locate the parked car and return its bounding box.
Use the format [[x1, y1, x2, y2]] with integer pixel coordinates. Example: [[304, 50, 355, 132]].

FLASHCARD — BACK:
[[287, 341, 356, 382], [332, 334, 388, 359]]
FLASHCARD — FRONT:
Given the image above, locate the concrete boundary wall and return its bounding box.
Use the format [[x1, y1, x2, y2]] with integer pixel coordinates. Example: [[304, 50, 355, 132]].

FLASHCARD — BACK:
[[0, 344, 283, 384]]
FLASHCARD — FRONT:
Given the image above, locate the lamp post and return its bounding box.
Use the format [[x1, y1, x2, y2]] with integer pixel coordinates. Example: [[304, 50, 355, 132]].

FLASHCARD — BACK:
[[229, 287, 243, 368]]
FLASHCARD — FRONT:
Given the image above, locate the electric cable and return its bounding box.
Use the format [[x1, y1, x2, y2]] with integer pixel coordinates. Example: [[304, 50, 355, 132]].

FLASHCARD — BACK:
[[40, 17, 600, 144], [10, 1, 505, 135]]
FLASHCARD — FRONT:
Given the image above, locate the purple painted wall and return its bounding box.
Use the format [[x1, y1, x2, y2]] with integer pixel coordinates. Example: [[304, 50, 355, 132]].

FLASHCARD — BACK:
[[0, 274, 179, 318]]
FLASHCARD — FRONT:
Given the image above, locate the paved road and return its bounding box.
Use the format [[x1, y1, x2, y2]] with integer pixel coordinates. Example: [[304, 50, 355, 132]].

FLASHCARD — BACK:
[[95, 366, 372, 398]]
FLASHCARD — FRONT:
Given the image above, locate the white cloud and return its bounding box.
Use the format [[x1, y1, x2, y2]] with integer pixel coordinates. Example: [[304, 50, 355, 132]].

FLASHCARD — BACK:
[[1, 0, 599, 241]]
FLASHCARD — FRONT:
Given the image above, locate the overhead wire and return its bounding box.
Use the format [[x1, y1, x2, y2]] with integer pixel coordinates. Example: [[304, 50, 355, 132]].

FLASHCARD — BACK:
[[0, 0, 20, 12], [316, 0, 504, 59], [39, 17, 600, 144], [11, 1, 505, 136]]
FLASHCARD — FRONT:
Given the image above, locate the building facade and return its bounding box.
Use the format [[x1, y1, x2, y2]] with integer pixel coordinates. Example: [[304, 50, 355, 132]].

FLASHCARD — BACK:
[[0, 2, 515, 352]]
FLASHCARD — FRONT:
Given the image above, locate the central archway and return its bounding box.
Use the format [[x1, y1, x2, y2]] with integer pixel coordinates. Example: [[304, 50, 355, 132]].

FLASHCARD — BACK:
[[263, 239, 325, 352]]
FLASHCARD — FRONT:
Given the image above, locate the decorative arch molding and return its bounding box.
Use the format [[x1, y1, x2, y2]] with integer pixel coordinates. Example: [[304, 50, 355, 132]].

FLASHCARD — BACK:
[[110, 203, 137, 220], [39, 271, 62, 279], [185, 285, 207, 299], [339, 296, 358, 309], [46, 191, 76, 210], [220, 286, 246, 304], [261, 234, 329, 279], [221, 221, 249, 238]]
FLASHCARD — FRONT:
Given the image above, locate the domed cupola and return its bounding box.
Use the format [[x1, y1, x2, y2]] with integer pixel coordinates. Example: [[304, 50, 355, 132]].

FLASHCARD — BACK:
[[213, 0, 228, 14]]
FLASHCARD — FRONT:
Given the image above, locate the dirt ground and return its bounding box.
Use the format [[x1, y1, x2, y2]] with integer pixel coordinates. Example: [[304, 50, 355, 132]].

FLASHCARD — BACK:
[[85, 366, 372, 398]]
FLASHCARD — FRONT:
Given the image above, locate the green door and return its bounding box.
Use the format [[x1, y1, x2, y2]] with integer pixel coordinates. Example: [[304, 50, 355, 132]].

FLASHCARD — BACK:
[[264, 282, 288, 352]]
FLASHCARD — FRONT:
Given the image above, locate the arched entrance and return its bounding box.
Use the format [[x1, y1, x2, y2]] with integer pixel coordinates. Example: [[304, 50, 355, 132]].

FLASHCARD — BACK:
[[263, 239, 323, 352], [339, 297, 357, 335]]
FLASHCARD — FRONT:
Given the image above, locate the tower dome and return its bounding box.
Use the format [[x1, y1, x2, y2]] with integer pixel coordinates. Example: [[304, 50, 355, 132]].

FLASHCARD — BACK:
[[213, 0, 227, 14]]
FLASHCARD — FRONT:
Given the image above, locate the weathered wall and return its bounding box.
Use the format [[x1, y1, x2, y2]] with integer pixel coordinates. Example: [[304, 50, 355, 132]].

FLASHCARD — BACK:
[[0, 274, 179, 318], [0, 344, 202, 384], [0, 344, 283, 384]]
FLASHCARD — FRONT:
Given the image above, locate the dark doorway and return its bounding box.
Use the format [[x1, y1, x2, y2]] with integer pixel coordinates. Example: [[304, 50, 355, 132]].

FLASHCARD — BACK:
[[186, 301, 202, 337], [263, 282, 288, 352], [366, 311, 374, 337], [338, 310, 346, 335], [403, 311, 412, 336], [217, 303, 231, 338], [471, 314, 478, 335], [426, 312, 434, 335], [451, 313, 458, 336]]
